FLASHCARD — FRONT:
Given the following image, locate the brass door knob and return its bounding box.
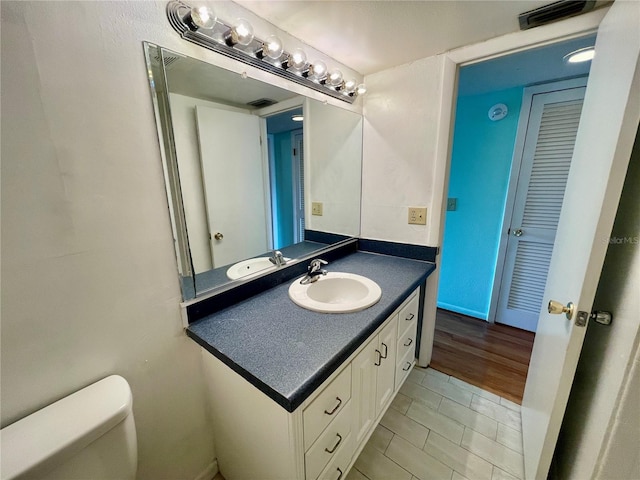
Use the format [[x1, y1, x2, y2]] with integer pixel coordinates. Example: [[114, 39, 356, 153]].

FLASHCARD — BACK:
[[548, 300, 575, 320], [213, 232, 224, 240]]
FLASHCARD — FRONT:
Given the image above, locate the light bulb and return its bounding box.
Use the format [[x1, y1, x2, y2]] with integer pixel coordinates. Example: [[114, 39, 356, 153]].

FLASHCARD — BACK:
[[343, 79, 357, 94], [225, 18, 254, 46], [262, 35, 284, 60], [307, 61, 327, 81], [287, 48, 307, 70], [327, 69, 344, 87], [356, 83, 367, 96], [184, 5, 216, 31]]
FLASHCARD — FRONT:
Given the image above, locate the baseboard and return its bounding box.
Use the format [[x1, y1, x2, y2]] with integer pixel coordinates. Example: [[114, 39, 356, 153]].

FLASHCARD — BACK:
[[436, 302, 488, 321], [194, 459, 218, 480]]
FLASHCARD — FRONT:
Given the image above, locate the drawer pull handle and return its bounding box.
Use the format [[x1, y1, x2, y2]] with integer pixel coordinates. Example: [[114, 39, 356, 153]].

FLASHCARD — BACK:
[[406, 313, 415, 321], [403, 362, 411, 371], [335, 468, 343, 480], [325, 433, 343, 454], [404, 338, 413, 347], [381, 342, 388, 359], [374, 349, 382, 366], [324, 397, 342, 415]]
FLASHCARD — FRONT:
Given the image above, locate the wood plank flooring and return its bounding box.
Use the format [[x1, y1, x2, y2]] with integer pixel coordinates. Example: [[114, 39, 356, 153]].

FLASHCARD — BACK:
[[429, 309, 535, 404]]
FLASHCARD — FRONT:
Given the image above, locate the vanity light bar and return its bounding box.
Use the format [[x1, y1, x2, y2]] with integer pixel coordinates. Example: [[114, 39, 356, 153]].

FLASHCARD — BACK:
[[166, 1, 365, 104]]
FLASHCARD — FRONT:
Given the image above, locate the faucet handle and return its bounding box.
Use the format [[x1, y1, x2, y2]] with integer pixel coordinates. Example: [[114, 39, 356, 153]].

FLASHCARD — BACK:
[[309, 258, 328, 271]]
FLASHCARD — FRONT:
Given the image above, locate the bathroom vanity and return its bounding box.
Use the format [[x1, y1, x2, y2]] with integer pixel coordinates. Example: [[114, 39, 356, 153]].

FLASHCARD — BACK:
[[186, 251, 435, 480]]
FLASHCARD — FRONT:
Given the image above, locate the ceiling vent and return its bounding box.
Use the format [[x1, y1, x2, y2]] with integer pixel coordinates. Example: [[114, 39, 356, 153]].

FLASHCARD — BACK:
[[247, 98, 278, 108], [151, 52, 183, 70], [518, 0, 596, 30]]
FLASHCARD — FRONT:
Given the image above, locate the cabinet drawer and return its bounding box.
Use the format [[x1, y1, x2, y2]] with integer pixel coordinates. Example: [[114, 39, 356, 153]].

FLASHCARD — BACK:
[[396, 315, 418, 362], [397, 293, 419, 340], [395, 347, 415, 389], [305, 401, 353, 480], [304, 365, 352, 450], [316, 431, 353, 480]]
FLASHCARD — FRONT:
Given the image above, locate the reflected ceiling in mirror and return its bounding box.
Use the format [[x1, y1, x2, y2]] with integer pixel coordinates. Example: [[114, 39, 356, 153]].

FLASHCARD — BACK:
[[144, 43, 362, 300]]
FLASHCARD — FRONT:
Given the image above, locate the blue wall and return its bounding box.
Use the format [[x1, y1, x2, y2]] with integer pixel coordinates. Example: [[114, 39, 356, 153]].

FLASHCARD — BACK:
[[437, 86, 523, 319], [271, 131, 295, 249]]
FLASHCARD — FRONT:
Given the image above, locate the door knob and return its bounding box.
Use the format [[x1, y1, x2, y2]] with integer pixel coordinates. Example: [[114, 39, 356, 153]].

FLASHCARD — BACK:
[[548, 300, 575, 320], [213, 232, 224, 240], [512, 228, 524, 237]]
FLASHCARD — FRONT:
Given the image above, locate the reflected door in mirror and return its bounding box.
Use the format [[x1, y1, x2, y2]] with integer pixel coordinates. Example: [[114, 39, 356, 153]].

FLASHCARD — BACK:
[[196, 106, 268, 268]]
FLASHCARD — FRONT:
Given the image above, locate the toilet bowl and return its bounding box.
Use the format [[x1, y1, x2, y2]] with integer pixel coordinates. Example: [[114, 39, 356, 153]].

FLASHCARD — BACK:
[[1, 375, 137, 480]]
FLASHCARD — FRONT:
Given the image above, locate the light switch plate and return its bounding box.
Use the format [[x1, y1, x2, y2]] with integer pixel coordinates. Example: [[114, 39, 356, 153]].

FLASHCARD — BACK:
[[447, 198, 457, 211], [312, 202, 323, 216], [408, 207, 427, 225]]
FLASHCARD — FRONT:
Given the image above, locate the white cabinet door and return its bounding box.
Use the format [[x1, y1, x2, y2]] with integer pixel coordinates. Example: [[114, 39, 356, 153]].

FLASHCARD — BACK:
[[375, 316, 397, 416], [352, 313, 399, 448], [351, 338, 378, 445]]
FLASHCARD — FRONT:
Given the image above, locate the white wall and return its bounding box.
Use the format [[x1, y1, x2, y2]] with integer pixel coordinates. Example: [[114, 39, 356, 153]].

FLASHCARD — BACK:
[[361, 55, 451, 247], [0, 1, 361, 479], [361, 55, 454, 367]]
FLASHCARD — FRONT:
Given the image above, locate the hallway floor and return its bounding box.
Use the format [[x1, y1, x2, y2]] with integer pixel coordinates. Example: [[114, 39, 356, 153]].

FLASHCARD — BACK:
[[347, 366, 524, 480], [430, 309, 535, 403]]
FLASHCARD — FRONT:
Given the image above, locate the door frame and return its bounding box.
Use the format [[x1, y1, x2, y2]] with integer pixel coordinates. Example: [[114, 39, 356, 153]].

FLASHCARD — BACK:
[[418, 6, 608, 365], [487, 77, 588, 325], [256, 97, 305, 249]]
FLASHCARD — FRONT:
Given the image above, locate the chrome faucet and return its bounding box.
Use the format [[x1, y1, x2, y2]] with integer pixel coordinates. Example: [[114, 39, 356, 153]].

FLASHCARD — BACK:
[[300, 258, 328, 284], [269, 250, 286, 267]]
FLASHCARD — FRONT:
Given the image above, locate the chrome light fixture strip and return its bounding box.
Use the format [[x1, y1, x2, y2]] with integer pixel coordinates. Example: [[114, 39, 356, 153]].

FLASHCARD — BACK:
[[166, 1, 356, 104]]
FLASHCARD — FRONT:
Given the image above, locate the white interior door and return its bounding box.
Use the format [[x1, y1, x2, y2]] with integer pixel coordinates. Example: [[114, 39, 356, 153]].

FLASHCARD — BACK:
[[195, 106, 269, 268], [522, 3, 640, 479], [496, 86, 585, 332]]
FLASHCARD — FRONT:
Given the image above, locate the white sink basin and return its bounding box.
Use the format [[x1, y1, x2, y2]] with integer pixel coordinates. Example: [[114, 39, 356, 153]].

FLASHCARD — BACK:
[[226, 256, 290, 280], [288, 272, 382, 313]]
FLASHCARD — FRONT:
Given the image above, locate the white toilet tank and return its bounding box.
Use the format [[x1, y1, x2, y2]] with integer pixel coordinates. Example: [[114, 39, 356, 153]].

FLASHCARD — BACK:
[[1, 375, 137, 480]]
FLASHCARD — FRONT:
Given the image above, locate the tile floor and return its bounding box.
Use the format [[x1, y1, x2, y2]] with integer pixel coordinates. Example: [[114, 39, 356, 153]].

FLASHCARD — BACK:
[[347, 367, 524, 480]]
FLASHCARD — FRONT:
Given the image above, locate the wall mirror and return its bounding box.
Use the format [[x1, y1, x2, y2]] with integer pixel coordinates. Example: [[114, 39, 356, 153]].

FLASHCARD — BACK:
[[144, 43, 363, 300]]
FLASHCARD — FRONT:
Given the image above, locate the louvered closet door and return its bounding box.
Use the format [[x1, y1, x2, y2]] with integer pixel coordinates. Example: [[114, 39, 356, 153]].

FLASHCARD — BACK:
[[495, 87, 585, 332], [292, 130, 305, 243]]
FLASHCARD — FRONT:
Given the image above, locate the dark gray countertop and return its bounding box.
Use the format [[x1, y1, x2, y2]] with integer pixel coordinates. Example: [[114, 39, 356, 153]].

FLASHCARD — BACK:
[[187, 251, 435, 412]]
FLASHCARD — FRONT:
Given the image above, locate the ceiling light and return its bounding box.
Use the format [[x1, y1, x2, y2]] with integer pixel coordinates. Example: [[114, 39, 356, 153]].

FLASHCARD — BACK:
[[167, 1, 364, 103], [224, 18, 254, 47], [563, 46, 595, 64], [183, 5, 216, 31], [292, 114, 304, 122]]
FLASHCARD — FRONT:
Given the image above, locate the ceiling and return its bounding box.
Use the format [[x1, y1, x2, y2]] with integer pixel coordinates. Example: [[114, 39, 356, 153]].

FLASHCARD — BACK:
[[458, 33, 595, 96], [233, 0, 600, 76], [162, 48, 299, 107]]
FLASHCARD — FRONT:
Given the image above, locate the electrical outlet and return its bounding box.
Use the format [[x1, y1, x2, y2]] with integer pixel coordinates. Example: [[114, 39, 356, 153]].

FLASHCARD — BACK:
[[312, 202, 323, 216], [408, 207, 427, 225], [447, 198, 458, 211]]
